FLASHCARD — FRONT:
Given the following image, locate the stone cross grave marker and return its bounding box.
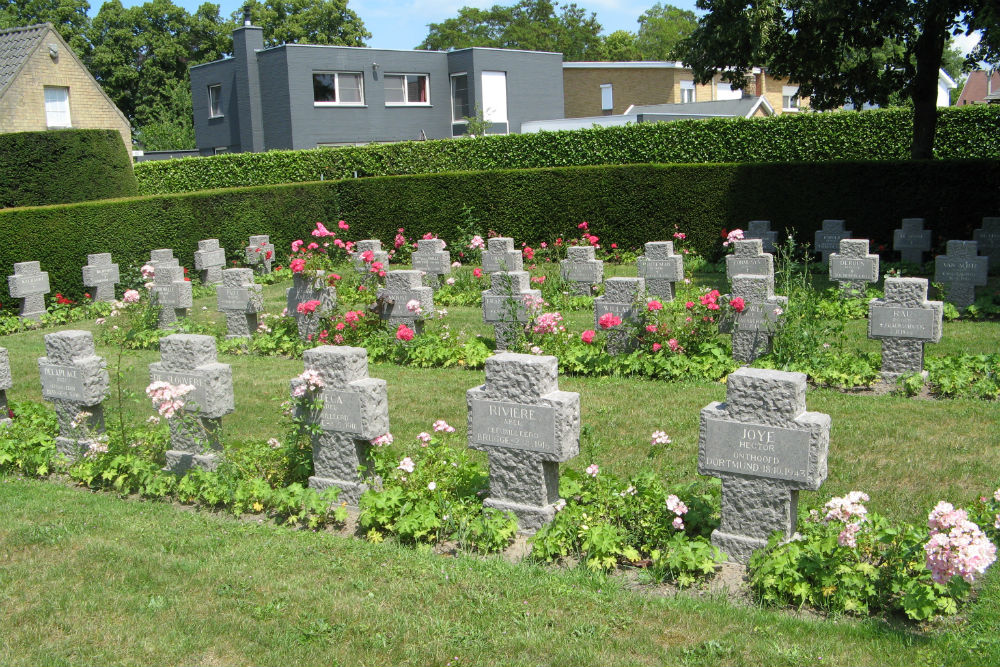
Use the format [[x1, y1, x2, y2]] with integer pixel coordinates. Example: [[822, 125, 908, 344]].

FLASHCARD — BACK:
[[194, 239, 226, 285], [893, 218, 932, 265], [149, 248, 179, 273], [973, 217, 1000, 271], [411, 238, 451, 289], [698, 367, 831, 564], [868, 277, 942, 382], [293, 346, 389, 504], [720, 274, 787, 364], [217, 268, 263, 338], [483, 271, 539, 351], [636, 241, 684, 301], [245, 235, 275, 274], [0, 347, 12, 426], [745, 220, 778, 253], [376, 270, 434, 335], [467, 352, 580, 532], [594, 277, 645, 355], [7, 261, 50, 320], [287, 270, 336, 341], [150, 334, 234, 474], [482, 237, 523, 274], [560, 245, 604, 296], [82, 253, 120, 303], [353, 239, 389, 286], [934, 240, 988, 309], [38, 330, 109, 459], [814, 219, 852, 263], [151, 265, 192, 327], [829, 239, 879, 298], [725, 239, 774, 286]]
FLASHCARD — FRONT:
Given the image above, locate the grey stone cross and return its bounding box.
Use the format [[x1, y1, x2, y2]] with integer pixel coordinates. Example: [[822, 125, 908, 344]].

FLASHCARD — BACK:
[[7, 261, 50, 320], [293, 346, 389, 505], [934, 240, 988, 309], [637, 241, 684, 301], [286, 270, 336, 341], [245, 235, 275, 274], [725, 239, 774, 287], [482, 271, 540, 351], [376, 270, 434, 335], [814, 219, 852, 263], [745, 220, 778, 253], [150, 334, 234, 474], [353, 239, 389, 287], [217, 268, 263, 338], [467, 352, 580, 532], [868, 278, 942, 382], [82, 253, 120, 303], [194, 239, 226, 285], [594, 277, 644, 355], [893, 218, 932, 265], [0, 347, 10, 426], [829, 239, 879, 298], [482, 237, 523, 274], [973, 217, 1000, 270], [720, 274, 787, 364], [38, 330, 109, 459], [560, 245, 603, 296], [411, 238, 451, 289], [151, 265, 192, 327], [149, 248, 179, 273], [698, 367, 831, 564]]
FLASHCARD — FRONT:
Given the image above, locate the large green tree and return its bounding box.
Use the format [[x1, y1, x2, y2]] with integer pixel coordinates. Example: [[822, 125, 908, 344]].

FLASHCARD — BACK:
[[0, 0, 91, 55], [235, 0, 370, 47], [682, 0, 999, 159], [635, 3, 698, 60]]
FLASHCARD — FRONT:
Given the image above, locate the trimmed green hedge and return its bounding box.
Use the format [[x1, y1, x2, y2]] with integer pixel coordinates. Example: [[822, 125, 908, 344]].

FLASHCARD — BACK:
[[134, 106, 1000, 195], [0, 129, 137, 208], [2, 160, 998, 304]]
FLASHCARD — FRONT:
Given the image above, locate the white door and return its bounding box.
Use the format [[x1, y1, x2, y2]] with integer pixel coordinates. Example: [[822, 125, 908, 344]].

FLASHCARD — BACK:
[[481, 71, 508, 128]]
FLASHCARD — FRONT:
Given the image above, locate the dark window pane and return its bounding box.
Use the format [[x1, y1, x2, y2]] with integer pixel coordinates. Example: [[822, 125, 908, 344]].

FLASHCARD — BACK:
[[451, 74, 468, 121], [406, 75, 427, 103], [313, 73, 336, 102]]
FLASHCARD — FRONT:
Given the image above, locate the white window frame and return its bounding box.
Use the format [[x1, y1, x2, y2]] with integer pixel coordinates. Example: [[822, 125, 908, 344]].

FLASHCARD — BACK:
[[208, 84, 223, 118], [44, 86, 71, 128], [782, 85, 800, 111], [313, 71, 365, 107], [600, 83, 613, 111], [213, 146, 228, 155], [680, 80, 696, 104], [384, 73, 430, 106], [450, 72, 469, 123]]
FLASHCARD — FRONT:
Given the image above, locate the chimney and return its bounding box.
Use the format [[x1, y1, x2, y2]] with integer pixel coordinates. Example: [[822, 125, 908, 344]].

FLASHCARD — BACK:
[[233, 21, 265, 152]]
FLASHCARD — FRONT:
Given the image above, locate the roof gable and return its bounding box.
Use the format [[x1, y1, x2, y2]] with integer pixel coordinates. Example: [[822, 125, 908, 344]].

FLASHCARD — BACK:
[[0, 23, 47, 95]]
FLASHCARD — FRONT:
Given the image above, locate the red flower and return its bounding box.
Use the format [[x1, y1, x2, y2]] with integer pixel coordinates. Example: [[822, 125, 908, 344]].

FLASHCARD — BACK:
[[84, 293, 91, 299], [473, 268, 483, 278], [396, 324, 415, 341], [577, 221, 589, 230], [730, 297, 746, 312], [183, 267, 188, 274], [598, 313, 622, 329], [720, 228, 729, 238], [610, 243, 617, 249], [184, 277, 191, 282], [265, 250, 273, 260], [581, 329, 595, 344]]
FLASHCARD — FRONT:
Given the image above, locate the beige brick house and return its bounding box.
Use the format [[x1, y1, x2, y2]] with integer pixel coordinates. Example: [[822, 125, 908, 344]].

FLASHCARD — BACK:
[[0, 23, 131, 152]]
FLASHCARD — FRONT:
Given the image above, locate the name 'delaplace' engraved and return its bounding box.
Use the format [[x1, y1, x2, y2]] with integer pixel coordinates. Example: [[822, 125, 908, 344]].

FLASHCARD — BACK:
[[40, 364, 85, 400], [149, 369, 207, 410], [217, 287, 250, 310], [319, 389, 364, 433], [869, 306, 936, 340], [470, 399, 557, 455], [701, 418, 810, 484]]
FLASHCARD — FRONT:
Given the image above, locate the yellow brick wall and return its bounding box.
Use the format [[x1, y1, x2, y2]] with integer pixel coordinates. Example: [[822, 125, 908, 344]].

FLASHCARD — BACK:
[[0, 28, 132, 153]]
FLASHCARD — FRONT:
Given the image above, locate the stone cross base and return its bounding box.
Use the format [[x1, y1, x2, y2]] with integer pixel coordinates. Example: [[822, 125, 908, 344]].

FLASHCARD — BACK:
[[224, 312, 259, 339], [387, 317, 425, 335], [880, 338, 927, 382], [19, 295, 46, 321], [0, 390, 9, 426], [566, 281, 593, 297], [900, 249, 924, 265], [947, 284, 976, 309], [605, 328, 637, 356], [645, 279, 676, 301], [51, 398, 105, 458], [838, 280, 867, 298], [309, 431, 373, 505], [713, 475, 798, 564], [732, 330, 772, 363], [164, 416, 223, 474], [91, 283, 115, 302], [483, 450, 559, 533], [492, 322, 523, 351]]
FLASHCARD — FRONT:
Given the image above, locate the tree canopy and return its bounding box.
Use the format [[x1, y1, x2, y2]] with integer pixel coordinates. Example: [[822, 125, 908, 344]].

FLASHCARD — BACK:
[[634, 2, 697, 60]]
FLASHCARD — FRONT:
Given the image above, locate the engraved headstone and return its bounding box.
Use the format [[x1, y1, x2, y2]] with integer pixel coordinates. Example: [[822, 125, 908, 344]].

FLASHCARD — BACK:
[[893, 218, 932, 265], [411, 238, 451, 289], [973, 217, 1000, 271], [286, 270, 337, 341], [150, 334, 234, 474], [745, 220, 778, 253], [483, 271, 540, 351], [868, 278, 942, 382], [725, 239, 774, 286], [194, 239, 226, 285], [245, 235, 275, 274], [6, 261, 50, 320], [467, 352, 580, 532], [829, 239, 879, 298], [814, 219, 852, 263], [698, 367, 831, 563], [293, 346, 389, 504], [636, 241, 684, 301], [353, 240, 390, 286], [720, 274, 787, 363], [151, 265, 192, 327], [482, 237, 523, 274], [0, 347, 12, 426], [934, 240, 988, 309], [594, 277, 645, 355], [82, 253, 120, 303], [38, 330, 109, 458], [217, 268, 263, 338], [559, 245, 603, 296], [376, 270, 434, 335]]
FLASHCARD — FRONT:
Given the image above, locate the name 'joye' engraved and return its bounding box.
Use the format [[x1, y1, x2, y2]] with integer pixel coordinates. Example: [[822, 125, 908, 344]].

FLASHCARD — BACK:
[[733, 302, 780, 332], [319, 390, 364, 433], [701, 418, 811, 484], [216, 287, 251, 310], [483, 295, 529, 322], [149, 370, 207, 409], [869, 306, 936, 340], [40, 364, 85, 400], [829, 257, 874, 280], [469, 399, 557, 454]]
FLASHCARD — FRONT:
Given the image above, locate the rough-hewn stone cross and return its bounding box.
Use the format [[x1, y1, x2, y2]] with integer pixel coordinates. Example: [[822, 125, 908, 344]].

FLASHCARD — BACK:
[[482, 271, 539, 351], [814, 219, 852, 263], [934, 240, 988, 309], [636, 241, 683, 301], [482, 237, 523, 274], [82, 253, 120, 303], [149, 248, 179, 273], [594, 277, 644, 355], [973, 217, 1000, 270], [721, 274, 787, 364], [151, 265, 192, 327], [560, 245, 603, 296], [217, 268, 263, 338], [411, 238, 451, 289], [868, 277, 942, 382], [376, 270, 434, 335], [245, 235, 275, 274], [286, 270, 336, 341], [38, 330, 109, 459], [353, 239, 389, 287], [725, 239, 774, 286], [7, 261, 50, 321], [893, 218, 932, 265], [745, 220, 778, 253], [194, 239, 226, 285], [829, 239, 879, 298]]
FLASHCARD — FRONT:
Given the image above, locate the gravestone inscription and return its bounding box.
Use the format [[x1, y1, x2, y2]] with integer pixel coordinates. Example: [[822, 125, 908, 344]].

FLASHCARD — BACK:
[[725, 239, 774, 286], [245, 235, 275, 274], [868, 277, 942, 382], [151, 265, 192, 327], [934, 240, 988, 309], [286, 270, 337, 341], [636, 241, 684, 301], [82, 253, 120, 303], [376, 270, 434, 335], [814, 219, 852, 263], [720, 274, 787, 364], [7, 261, 50, 321], [483, 271, 540, 351], [594, 277, 645, 355], [973, 217, 1000, 271], [829, 239, 879, 298], [38, 330, 109, 458], [893, 218, 932, 265], [559, 246, 604, 296], [482, 237, 523, 274], [411, 238, 451, 289]]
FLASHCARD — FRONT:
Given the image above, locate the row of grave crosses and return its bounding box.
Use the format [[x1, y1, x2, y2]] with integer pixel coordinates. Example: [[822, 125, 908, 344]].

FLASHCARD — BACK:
[[6, 333, 838, 565]]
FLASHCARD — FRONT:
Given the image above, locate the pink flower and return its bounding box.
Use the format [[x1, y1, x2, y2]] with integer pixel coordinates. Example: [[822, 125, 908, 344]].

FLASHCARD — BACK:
[[289, 258, 306, 273], [338, 220, 349, 230], [523, 247, 534, 260], [422, 232, 435, 240], [397, 457, 415, 473], [645, 325, 657, 333], [473, 268, 484, 278], [672, 517, 685, 531], [577, 221, 589, 230], [598, 312, 622, 329], [371, 432, 394, 446], [296, 299, 321, 315], [647, 300, 663, 311], [581, 330, 595, 344], [361, 250, 375, 263], [335, 322, 345, 331], [396, 324, 415, 341], [291, 239, 304, 252], [585, 464, 599, 477], [122, 289, 140, 304], [433, 419, 455, 433], [540, 242, 547, 248], [673, 232, 686, 240], [685, 301, 694, 309], [394, 233, 406, 249], [416, 432, 432, 444], [333, 334, 344, 344], [344, 310, 360, 324], [312, 222, 332, 237], [652, 342, 662, 352], [307, 242, 319, 250], [611, 243, 617, 249], [668, 338, 681, 352], [730, 297, 746, 312]]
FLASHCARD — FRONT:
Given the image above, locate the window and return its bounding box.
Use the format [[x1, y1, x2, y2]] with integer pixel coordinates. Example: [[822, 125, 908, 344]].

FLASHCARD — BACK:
[[385, 74, 429, 105], [716, 82, 742, 100], [451, 73, 469, 122], [313, 72, 364, 106], [600, 83, 613, 112], [680, 80, 696, 104], [782, 85, 800, 111], [44, 86, 70, 128], [481, 71, 507, 123], [208, 84, 222, 118], [213, 146, 228, 155]]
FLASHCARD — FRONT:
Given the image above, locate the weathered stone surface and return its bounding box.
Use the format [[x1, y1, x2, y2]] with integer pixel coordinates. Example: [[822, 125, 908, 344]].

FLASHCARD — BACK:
[[559, 245, 603, 296], [745, 220, 778, 253], [151, 265, 192, 327], [893, 218, 932, 265], [594, 277, 644, 355], [482, 271, 540, 351], [636, 241, 684, 301], [38, 330, 109, 458], [194, 239, 226, 285], [245, 235, 275, 274], [725, 240, 774, 287], [813, 219, 852, 263], [482, 237, 523, 274], [973, 217, 1000, 270], [376, 270, 434, 335], [217, 268, 263, 338], [829, 239, 879, 298], [0, 347, 10, 426], [286, 270, 336, 341], [934, 240, 988, 309], [149, 249, 179, 272], [468, 352, 579, 532], [720, 274, 787, 363], [82, 253, 120, 303], [7, 261, 50, 320], [868, 277, 942, 382], [411, 238, 451, 289], [698, 368, 830, 563]]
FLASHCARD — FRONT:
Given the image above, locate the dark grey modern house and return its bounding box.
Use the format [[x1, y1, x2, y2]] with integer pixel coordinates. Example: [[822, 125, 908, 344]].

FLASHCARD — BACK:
[[190, 22, 565, 155]]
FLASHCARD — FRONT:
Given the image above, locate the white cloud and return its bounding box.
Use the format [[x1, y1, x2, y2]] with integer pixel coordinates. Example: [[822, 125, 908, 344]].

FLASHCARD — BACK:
[[951, 30, 981, 57]]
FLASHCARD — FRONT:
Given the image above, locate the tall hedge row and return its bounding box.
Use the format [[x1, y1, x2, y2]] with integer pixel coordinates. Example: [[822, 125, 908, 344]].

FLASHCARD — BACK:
[[2, 160, 997, 304], [0, 129, 137, 208], [133, 106, 1000, 195]]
